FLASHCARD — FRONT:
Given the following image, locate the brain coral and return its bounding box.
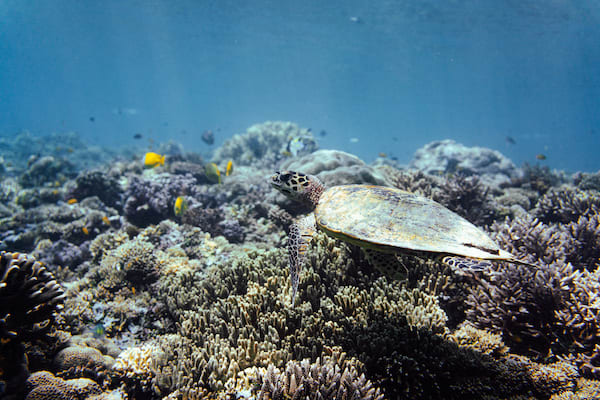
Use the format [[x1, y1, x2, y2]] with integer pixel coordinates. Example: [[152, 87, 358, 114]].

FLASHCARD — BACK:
[[25, 370, 102, 400]]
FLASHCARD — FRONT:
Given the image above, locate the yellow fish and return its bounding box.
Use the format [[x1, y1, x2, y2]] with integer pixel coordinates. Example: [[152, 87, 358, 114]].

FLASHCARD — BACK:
[[205, 163, 221, 184], [536, 154, 547, 160], [82, 226, 89, 235], [67, 198, 77, 204], [102, 216, 111, 225], [144, 152, 165, 168], [174, 196, 188, 217], [225, 160, 234, 176]]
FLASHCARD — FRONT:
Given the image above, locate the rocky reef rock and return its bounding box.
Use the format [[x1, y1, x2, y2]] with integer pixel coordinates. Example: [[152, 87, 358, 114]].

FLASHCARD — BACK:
[[410, 139, 519, 186], [212, 121, 317, 168], [281, 149, 389, 186]]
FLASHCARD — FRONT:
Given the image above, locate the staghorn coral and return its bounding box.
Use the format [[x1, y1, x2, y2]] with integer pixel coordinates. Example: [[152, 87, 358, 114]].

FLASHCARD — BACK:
[[510, 163, 565, 194], [256, 351, 384, 400], [465, 260, 575, 359], [490, 214, 573, 266], [574, 170, 600, 191], [554, 267, 600, 378], [564, 213, 600, 269], [534, 186, 600, 224], [491, 211, 599, 271], [381, 167, 440, 198], [432, 173, 498, 227]]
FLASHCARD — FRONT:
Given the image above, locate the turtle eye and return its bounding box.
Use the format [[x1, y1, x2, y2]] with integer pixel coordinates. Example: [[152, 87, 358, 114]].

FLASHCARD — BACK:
[[280, 172, 292, 183]]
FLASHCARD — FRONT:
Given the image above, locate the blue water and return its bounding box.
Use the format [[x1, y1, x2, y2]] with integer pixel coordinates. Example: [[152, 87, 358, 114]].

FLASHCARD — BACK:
[[1, 0, 599, 171]]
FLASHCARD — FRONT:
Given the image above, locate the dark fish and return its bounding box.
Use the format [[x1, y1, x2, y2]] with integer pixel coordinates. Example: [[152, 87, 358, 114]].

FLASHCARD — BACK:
[[392, 137, 398, 142], [133, 133, 143, 140], [89, 116, 95, 122], [319, 130, 327, 137], [201, 130, 215, 145], [536, 154, 547, 160], [505, 136, 516, 145]]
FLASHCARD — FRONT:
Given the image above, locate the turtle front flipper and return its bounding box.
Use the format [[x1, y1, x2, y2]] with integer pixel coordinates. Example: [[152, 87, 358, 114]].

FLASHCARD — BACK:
[[288, 214, 317, 304]]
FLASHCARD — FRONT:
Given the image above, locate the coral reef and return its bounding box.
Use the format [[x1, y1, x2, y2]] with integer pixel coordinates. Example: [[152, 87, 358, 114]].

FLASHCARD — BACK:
[[1, 123, 600, 399]]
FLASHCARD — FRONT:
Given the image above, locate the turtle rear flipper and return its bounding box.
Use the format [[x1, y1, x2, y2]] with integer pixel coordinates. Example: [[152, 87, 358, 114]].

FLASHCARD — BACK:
[[364, 249, 408, 280], [441, 256, 492, 274], [288, 214, 317, 304]]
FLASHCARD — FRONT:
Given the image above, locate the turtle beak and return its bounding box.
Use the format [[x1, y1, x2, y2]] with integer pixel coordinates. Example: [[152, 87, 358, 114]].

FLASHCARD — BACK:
[[270, 172, 282, 188]]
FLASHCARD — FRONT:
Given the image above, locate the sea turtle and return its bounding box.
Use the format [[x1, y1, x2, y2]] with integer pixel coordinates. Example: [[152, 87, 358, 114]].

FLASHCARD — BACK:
[[270, 170, 535, 303]]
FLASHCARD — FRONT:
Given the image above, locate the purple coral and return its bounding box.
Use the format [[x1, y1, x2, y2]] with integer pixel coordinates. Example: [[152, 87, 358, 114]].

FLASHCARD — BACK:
[[124, 173, 198, 226]]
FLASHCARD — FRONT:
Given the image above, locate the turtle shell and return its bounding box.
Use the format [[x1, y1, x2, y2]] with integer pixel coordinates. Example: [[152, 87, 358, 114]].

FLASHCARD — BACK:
[[315, 185, 512, 260]]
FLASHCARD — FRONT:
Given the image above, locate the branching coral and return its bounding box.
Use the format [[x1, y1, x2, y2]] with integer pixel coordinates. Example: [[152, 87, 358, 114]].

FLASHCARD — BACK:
[[511, 163, 565, 194], [554, 267, 600, 378], [256, 351, 384, 400], [465, 260, 575, 359], [432, 173, 498, 227], [490, 214, 573, 266], [534, 187, 600, 224], [382, 167, 440, 198]]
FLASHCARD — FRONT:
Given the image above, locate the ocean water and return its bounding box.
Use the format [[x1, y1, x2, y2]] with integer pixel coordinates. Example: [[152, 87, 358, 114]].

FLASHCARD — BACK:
[[1, 0, 599, 171]]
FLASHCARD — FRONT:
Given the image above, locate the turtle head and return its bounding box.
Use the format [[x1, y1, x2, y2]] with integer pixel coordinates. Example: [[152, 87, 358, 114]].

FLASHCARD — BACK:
[[270, 170, 325, 208]]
